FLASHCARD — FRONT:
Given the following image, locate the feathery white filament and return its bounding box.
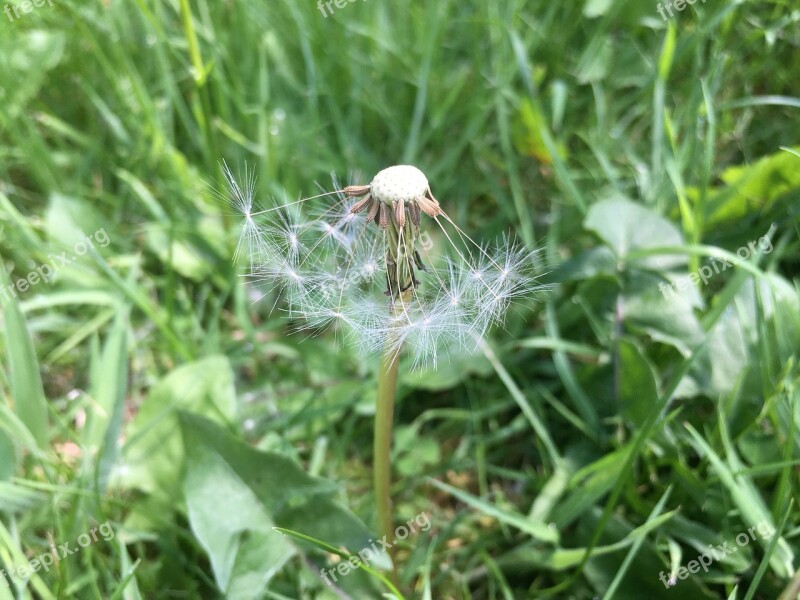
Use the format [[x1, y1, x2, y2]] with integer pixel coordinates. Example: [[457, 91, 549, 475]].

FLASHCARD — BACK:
[[225, 164, 545, 368]]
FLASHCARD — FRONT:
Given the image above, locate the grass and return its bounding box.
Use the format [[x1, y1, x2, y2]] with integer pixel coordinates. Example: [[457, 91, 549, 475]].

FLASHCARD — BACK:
[[0, 0, 799, 598]]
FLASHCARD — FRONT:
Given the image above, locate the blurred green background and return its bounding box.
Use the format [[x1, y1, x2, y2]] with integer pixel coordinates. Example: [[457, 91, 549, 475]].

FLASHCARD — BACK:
[[0, 0, 799, 598]]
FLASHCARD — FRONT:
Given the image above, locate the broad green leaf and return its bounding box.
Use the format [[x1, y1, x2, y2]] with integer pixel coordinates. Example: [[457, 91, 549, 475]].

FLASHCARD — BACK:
[[623, 273, 704, 356], [701, 146, 800, 225], [180, 413, 381, 598], [550, 246, 618, 282], [699, 276, 799, 428], [394, 426, 440, 477], [576, 35, 613, 84], [119, 355, 237, 505], [403, 350, 492, 391], [584, 196, 685, 270], [582, 0, 613, 18], [184, 429, 296, 597], [45, 193, 105, 248], [144, 224, 220, 283], [617, 339, 658, 427]]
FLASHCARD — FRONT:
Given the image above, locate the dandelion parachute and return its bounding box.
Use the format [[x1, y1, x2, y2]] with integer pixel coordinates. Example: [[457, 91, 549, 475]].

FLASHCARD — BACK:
[[224, 163, 546, 368]]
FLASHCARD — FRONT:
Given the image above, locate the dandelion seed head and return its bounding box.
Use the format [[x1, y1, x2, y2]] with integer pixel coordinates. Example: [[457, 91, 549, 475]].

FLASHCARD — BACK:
[[223, 162, 547, 369], [370, 165, 429, 205]]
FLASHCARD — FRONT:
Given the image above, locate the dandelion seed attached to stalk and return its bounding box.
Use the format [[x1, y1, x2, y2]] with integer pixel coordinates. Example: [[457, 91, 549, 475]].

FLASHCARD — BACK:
[[225, 163, 545, 582]]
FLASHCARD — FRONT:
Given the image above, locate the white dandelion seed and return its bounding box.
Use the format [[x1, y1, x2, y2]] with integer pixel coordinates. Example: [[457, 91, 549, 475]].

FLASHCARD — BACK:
[[224, 163, 546, 368], [221, 160, 273, 268]]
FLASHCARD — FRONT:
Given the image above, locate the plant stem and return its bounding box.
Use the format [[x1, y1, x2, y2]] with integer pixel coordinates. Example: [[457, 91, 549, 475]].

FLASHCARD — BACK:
[[374, 338, 401, 582]]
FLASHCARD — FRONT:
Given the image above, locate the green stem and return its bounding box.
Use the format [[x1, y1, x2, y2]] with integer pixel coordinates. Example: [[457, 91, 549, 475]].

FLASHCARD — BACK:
[[374, 339, 401, 583]]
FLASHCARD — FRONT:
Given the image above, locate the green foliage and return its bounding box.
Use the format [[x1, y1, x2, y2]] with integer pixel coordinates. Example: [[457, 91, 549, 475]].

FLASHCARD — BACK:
[[180, 413, 380, 598]]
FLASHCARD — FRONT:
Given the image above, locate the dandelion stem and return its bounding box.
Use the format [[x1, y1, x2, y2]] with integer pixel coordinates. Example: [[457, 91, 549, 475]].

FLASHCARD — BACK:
[[374, 295, 409, 585]]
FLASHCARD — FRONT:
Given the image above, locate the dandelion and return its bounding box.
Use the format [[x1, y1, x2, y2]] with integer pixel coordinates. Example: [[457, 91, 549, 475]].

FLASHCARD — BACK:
[[223, 163, 546, 581], [226, 164, 544, 365]]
